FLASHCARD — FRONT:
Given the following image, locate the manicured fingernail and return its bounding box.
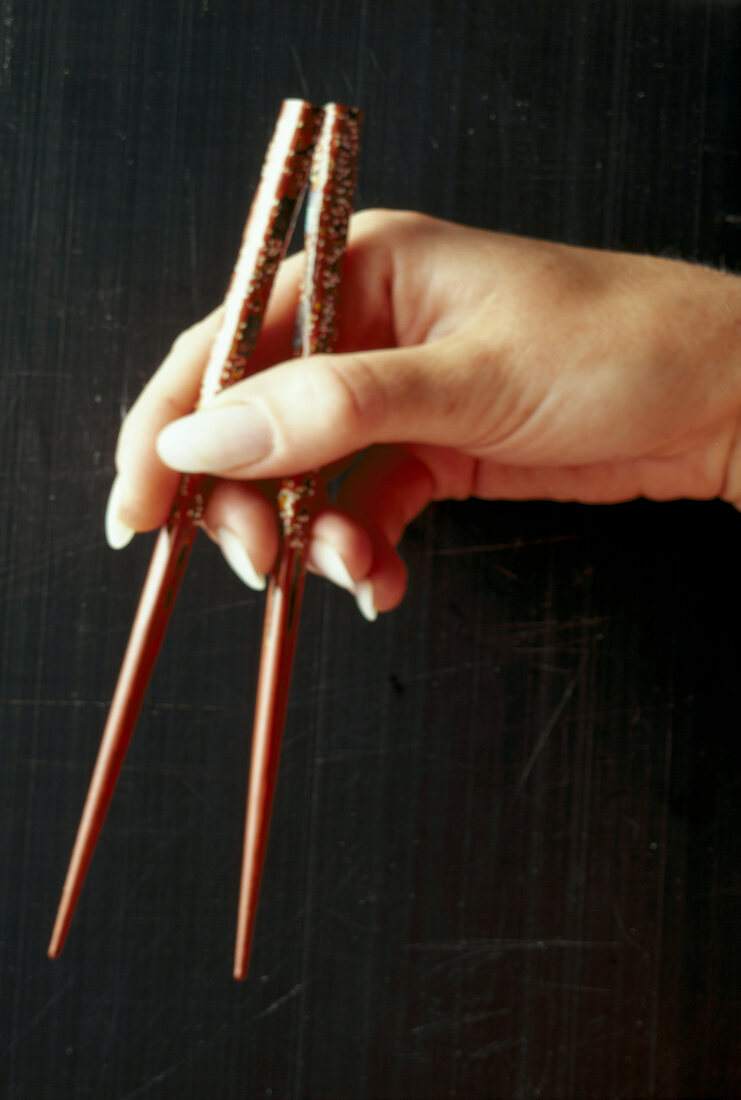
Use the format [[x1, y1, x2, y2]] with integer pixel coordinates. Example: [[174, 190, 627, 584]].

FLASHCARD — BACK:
[[307, 539, 355, 591], [157, 404, 274, 473], [307, 539, 377, 620], [355, 580, 377, 622], [105, 475, 135, 550], [217, 526, 266, 591]]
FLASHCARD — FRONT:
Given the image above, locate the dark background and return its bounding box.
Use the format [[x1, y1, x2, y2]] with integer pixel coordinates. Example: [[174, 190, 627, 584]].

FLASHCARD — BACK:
[[2, 1, 740, 1097]]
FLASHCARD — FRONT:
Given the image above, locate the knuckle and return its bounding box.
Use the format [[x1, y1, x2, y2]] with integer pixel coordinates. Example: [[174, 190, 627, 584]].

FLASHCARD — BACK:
[[168, 309, 220, 359], [114, 405, 137, 462], [350, 208, 433, 245], [168, 326, 195, 358], [349, 208, 395, 241]]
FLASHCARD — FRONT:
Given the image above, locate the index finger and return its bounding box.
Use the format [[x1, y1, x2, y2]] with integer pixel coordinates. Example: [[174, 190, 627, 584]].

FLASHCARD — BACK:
[[111, 241, 312, 533]]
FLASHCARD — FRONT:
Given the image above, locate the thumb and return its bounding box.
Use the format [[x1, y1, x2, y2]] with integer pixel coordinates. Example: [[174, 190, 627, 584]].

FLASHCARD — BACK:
[[156, 340, 475, 478]]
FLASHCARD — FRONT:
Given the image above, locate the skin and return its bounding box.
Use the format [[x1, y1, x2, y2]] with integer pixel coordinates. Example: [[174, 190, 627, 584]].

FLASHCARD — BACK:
[[109, 210, 741, 613]]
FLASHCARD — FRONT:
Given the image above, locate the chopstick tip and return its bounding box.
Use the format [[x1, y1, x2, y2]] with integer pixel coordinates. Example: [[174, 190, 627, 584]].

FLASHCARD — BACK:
[[233, 917, 257, 981], [47, 927, 65, 959]]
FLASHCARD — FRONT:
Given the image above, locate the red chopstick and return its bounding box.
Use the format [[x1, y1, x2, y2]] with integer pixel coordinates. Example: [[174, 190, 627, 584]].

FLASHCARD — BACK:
[[233, 104, 362, 979], [48, 100, 324, 960]]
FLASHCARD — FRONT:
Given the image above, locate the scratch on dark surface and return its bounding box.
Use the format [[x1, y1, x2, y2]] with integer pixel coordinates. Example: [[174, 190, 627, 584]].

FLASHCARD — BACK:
[[117, 1022, 233, 1099], [0, 976, 75, 1058], [184, 167, 200, 318], [507, 615, 610, 634], [254, 982, 303, 1020], [169, 593, 264, 620], [648, 710, 674, 1095], [468, 1035, 520, 1061], [411, 1007, 512, 1036], [515, 655, 587, 793], [534, 1047, 555, 1098], [490, 561, 521, 581], [405, 661, 476, 682], [420, 941, 623, 984], [409, 938, 621, 951], [612, 898, 643, 950], [0, 533, 100, 593], [119, 1062, 184, 1099], [315, 740, 423, 765], [433, 534, 579, 556], [536, 979, 611, 996], [289, 42, 309, 99], [691, 4, 711, 253], [3, 697, 228, 712], [1, 0, 15, 88], [117, 983, 299, 1099]]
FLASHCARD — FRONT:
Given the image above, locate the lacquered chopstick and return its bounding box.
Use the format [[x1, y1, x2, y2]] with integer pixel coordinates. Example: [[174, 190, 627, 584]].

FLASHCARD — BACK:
[[233, 104, 362, 979], [48, 100, 324, 960]]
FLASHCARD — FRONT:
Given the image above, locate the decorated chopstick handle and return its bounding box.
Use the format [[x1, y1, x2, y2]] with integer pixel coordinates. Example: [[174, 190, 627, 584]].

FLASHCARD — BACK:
[[167, 100, 325, 531], [277, 104, 363, 553], [296, 104, 362, 359], [200, 99, 324, 403]]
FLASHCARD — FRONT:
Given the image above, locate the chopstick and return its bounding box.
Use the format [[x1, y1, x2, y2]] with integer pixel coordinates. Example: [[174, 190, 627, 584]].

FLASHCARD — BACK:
[[48, 99, 324, 960], [233, 104, 362, 979]]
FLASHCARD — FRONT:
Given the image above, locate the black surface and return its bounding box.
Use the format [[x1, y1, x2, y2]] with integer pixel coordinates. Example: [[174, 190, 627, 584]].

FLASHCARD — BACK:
[[2, 1, 740, 1097]]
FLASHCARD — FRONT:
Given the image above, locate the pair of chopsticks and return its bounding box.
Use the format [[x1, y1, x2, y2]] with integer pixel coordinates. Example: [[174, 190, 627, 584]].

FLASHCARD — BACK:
[[48, 99, 362, 979]]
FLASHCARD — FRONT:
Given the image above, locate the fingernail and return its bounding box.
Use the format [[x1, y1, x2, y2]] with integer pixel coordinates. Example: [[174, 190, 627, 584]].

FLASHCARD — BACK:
[[157, 404, 274, 473], [307, 539, 377, 620], [354, 580, 378, 622], [105, 475, 135, 550], [307, 539, 355, 591], [217, 526, 266, 591]]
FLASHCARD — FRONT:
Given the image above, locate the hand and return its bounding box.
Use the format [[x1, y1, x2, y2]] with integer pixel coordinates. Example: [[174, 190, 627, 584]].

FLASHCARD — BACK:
[[106, 211, 741, 615]]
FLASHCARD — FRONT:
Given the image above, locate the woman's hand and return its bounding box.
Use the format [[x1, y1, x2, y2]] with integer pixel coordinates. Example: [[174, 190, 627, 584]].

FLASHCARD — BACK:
[[106, 211, 741, 615]]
